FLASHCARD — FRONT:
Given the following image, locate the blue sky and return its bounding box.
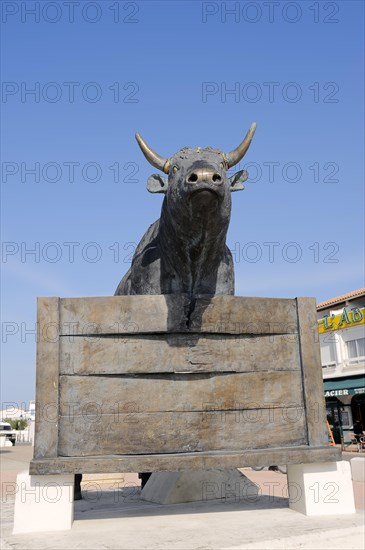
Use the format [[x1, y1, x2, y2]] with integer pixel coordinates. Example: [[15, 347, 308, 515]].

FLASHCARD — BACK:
[[1, 0, 364, 406]]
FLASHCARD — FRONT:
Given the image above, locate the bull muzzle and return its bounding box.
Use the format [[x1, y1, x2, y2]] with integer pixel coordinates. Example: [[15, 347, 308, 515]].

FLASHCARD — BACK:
[[186, 168, 223, 186]]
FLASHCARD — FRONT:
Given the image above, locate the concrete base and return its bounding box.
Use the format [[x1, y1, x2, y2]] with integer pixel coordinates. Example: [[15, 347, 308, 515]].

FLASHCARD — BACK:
[[141, 468, 259, 504], [351, 457, 365, 482], [287, 461, 356, 516], [13, 472, 74, 534]]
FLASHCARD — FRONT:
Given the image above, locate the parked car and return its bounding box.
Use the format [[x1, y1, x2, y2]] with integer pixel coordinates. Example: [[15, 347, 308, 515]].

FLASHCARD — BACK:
[[0, 421, 17, 445]]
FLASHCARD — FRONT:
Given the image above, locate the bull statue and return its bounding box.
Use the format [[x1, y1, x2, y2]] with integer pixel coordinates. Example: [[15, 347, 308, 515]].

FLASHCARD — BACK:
[[115, 123, 256, 490], [115, 122, 256, 298]]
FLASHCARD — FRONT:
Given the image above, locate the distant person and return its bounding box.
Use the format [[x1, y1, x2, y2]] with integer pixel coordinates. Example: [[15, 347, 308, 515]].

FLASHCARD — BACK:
[[354, 420, 363, 445]]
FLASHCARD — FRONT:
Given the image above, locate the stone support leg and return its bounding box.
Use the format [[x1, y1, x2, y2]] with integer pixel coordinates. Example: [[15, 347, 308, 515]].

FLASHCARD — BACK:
[[140, 468, 259, 505], [287, 461, 355, 516], [13, 471, 74, 534]]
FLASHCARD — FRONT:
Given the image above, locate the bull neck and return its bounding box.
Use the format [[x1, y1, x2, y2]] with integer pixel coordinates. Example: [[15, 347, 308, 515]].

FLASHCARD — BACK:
[[158, 198, 229, 271]]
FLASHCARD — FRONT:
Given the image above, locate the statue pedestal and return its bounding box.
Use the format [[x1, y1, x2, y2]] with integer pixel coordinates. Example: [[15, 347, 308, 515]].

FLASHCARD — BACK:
[[13, 472, 74, 534], [287, 461, 355, 516], [140, 469, 259, 505]]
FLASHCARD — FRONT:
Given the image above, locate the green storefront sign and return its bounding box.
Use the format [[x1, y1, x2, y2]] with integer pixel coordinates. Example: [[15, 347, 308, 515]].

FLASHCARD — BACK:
[[324, 376, 365, 398]]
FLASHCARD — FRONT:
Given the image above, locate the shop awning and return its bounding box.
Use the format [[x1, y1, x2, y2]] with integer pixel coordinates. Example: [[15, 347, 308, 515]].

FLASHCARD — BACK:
[[324, 375, 365, 397]]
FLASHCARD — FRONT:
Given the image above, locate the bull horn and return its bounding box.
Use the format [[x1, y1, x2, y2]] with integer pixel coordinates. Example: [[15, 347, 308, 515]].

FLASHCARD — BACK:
[[135, 133, 170, 174], [225, 123, 257, 169]]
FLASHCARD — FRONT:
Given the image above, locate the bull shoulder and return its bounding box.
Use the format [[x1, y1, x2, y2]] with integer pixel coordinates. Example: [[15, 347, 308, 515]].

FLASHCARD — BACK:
[[132, 220, 160, 259], [115, 219, 162, 295]]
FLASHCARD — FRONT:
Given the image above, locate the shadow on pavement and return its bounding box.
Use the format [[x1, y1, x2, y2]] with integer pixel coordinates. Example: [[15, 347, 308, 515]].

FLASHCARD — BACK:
[[75, 487, 288, 521]]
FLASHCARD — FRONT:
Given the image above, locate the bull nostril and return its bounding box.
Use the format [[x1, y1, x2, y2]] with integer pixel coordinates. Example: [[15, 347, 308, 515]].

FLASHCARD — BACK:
[[212, 173, 222, 183], [188, 173, 198, 183]]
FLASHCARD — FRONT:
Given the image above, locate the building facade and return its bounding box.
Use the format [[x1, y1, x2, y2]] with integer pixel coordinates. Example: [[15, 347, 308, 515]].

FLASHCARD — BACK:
[[317, 288, 365, 443]]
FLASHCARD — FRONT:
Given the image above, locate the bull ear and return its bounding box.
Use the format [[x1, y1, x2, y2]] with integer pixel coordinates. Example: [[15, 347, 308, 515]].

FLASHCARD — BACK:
[[229, 169, 248, 192], [147, 174, 169, 194]]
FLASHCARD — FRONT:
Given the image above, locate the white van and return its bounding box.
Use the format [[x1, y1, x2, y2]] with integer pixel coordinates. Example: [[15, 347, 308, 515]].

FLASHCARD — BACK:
[[0, 421, 17, 445]]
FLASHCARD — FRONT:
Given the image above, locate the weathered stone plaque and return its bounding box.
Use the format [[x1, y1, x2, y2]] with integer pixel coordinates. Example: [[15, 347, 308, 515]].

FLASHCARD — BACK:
[[30, 295, 340, 475]]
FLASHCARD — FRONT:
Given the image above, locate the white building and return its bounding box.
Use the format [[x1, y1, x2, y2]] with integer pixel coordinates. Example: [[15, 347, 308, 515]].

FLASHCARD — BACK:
[[27, 400, 35, 421], [317, 288, 365, 443], [0, 401, 35, 422], [0, 405, 27, 421]]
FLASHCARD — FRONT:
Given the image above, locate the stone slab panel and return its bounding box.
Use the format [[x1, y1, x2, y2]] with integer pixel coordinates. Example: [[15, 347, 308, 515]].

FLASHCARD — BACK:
[[58, 407, 307, 456], [59, 333, 300, 375]]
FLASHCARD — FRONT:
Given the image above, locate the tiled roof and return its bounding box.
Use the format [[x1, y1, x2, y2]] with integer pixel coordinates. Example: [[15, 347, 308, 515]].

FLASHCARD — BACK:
[[317, 288, 365, 310]]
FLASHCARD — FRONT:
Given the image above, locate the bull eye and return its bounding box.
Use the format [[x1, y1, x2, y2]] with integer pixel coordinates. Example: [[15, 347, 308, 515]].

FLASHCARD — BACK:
[[172, 165, 178, 173], [188, 173, 198, 183], [220, 162, 224, 168]]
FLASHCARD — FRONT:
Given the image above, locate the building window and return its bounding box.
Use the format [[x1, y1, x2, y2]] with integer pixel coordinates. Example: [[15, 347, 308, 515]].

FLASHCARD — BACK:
[[346, 338, 365, 362], [320, 340, 337, 368]]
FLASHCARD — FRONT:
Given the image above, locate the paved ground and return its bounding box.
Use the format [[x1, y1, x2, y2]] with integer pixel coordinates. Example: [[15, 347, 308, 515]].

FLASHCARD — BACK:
[[1, 445, 364, 549]]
